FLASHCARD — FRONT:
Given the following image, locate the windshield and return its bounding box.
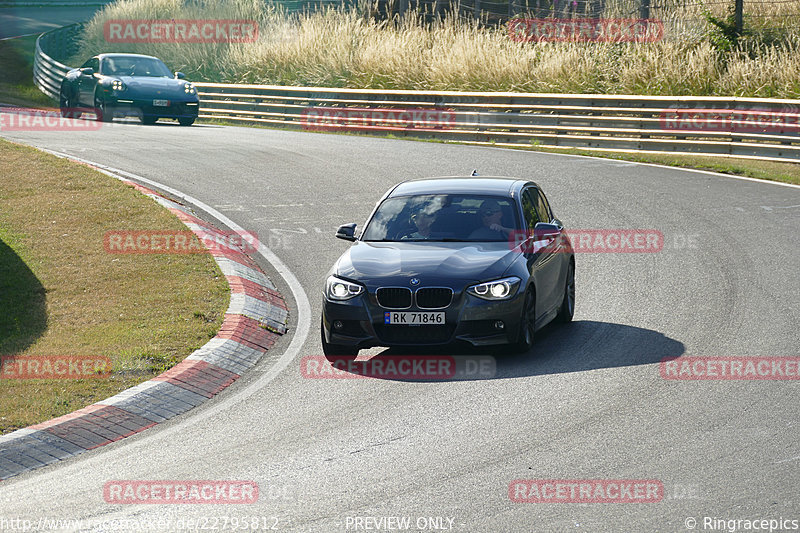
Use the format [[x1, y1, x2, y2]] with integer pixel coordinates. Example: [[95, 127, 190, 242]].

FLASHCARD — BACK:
[[101, 56, 173, 77], [361, 194, 521, 242]]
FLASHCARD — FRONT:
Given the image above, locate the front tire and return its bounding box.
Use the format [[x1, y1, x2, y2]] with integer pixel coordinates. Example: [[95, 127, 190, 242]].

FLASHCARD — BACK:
[[321, 317, 358, 356], [557, 261, 575, 323], [511, 288, 535, 354], [94, 94, 112, 122]]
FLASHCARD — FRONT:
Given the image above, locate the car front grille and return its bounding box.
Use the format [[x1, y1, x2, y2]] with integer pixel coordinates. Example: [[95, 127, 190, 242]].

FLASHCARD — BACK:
[[376, 287, 412, 309], [374, 325, 455, 344], [415, 287, 453, 309]]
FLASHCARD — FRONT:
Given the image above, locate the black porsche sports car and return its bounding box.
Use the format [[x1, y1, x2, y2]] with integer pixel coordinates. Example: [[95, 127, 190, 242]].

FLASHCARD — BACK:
[[321, 177, 575, 355], [59, 53, 199, 125]]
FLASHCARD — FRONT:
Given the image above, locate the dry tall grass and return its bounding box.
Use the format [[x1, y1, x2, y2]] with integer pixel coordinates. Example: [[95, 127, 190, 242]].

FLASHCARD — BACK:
[[74, 0, 800, 97]]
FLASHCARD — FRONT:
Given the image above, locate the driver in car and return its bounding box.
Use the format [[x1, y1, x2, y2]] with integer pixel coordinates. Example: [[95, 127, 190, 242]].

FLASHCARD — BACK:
[[402, 208, 438, 239]]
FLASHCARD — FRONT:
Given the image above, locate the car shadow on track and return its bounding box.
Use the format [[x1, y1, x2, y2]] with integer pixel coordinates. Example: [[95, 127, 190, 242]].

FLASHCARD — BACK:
[[0, 237, 47, 355], [324, 320, 684, 382]]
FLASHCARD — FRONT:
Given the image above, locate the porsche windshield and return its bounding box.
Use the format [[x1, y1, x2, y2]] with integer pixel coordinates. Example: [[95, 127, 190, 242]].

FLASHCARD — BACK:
[[102, 56, 173, 77], [361, 194, 521, 242]]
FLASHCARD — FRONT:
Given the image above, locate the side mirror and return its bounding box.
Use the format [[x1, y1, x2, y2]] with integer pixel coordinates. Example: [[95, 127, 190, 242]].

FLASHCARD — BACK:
[[80, 67, 94, 76], [175, 72, 186, 79], [533, 222, 561, 241], [336, 223, 357, 241]]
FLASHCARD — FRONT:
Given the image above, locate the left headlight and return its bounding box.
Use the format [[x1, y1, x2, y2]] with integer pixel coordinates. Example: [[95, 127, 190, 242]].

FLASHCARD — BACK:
[[183, 82, 196, 94], [111, 80, 125, 92], [325, 275, 364, 301], [467, 276, 521, 301]]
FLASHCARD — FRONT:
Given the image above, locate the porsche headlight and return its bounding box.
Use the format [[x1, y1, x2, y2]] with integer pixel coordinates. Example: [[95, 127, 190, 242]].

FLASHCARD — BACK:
[[325, 275, 363, 301], [467, 276, 521, 301], [183, 82, 196, 94], [111, 80, 125, 92]]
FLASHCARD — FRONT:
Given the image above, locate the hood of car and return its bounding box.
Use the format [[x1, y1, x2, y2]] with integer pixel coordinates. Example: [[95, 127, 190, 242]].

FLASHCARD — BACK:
[[114, 76, 192, 97], [335, 241, 518, 288]]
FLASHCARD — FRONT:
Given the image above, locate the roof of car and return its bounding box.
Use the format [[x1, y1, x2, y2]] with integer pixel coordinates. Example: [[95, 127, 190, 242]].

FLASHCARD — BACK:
[[96, 53, 161, 60], [389, 177, 536, 197]]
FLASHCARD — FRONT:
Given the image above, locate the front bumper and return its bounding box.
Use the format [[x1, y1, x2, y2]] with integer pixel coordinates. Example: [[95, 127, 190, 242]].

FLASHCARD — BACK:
[[322, 285, 526, 350], [105, 96, 200, 119]]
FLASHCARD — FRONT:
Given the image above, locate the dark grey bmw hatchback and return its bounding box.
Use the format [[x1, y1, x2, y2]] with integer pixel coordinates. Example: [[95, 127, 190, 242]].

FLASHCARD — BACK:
[[321, 177, 575, 355]]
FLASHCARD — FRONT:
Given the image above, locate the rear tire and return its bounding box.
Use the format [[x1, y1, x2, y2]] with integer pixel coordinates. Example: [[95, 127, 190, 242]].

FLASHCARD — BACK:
[[142, 115, 158, 125], [59, 86, 81, 119], [557, 261, 575, 323], [511, 288, 535, 354], [178, 117, 195, 126], [321, 317, 358, 356]]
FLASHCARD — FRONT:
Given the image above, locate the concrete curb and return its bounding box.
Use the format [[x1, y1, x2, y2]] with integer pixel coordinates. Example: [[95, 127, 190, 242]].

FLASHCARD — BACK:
[[0, 177, 288, 482]]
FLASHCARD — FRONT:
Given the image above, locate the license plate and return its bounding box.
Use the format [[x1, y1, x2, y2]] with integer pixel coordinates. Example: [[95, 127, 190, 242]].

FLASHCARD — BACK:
[[384, 312, 444, 325], [153, 99, 169, 107]]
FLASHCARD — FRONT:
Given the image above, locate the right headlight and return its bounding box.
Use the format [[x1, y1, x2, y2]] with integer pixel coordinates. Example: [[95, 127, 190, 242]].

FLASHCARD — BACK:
[[467, 276, 521, 301], [325, 275, 364, 301]]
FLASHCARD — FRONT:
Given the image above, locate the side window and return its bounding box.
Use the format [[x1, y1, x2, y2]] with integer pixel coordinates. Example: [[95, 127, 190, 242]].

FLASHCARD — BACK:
[[536, 191, 552, 223], [521, 189, 541, 230], [80, 58, 93, 69]]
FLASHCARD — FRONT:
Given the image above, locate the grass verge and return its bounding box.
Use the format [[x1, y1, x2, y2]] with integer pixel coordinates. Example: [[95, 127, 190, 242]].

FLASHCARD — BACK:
[[0, 34, 55, 108], [0, 139, 229, 434], [74, 0, 800, 97]]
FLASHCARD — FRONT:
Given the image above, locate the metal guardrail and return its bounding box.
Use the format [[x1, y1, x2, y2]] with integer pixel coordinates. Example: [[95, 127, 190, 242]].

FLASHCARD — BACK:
[[33, 25, 800, 163], [33, 23, 83, 100]]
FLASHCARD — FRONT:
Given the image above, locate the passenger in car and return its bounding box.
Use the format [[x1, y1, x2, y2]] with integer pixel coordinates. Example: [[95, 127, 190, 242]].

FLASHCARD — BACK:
[[468, 199, 513, 240]]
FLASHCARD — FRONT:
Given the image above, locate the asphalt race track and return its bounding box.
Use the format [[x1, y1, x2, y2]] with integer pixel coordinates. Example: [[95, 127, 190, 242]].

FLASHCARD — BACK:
[[0, 116, 798, 532]]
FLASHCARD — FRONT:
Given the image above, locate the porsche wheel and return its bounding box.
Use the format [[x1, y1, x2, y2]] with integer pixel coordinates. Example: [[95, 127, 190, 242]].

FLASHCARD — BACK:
[[59, 86, 81, 119], [93, 93, 113, 123]]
